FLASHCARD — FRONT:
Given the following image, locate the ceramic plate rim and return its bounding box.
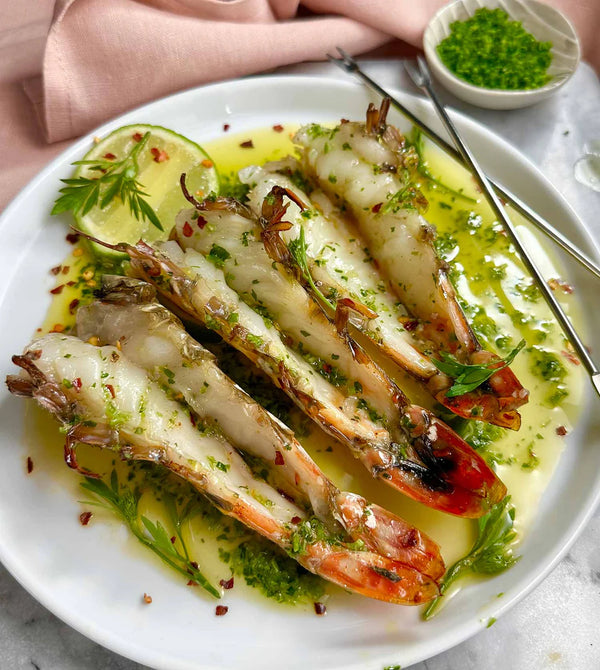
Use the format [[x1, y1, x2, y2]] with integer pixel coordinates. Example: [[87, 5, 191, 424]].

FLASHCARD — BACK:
[[1, 74, 599, 670]]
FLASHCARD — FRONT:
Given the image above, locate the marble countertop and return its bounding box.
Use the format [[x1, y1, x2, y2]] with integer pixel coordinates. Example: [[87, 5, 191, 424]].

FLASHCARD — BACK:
[[1, 61, 600, 670]]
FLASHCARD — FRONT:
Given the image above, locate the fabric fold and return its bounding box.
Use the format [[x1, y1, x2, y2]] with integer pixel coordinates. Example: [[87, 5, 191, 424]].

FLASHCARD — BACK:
[[23, 0, 600, 145]]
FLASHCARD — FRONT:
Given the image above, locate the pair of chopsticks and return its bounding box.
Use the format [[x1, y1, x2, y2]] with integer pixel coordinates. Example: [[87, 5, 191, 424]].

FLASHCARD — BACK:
[[327, 48, 600, 396]]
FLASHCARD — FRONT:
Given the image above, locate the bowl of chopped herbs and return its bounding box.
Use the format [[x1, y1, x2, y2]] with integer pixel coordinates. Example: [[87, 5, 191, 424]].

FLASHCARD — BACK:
[[424, 0, 580, 109]]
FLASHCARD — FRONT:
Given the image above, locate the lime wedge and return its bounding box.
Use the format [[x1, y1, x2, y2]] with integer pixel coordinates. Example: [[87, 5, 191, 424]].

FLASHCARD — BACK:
[[73, 124, 218, 260]]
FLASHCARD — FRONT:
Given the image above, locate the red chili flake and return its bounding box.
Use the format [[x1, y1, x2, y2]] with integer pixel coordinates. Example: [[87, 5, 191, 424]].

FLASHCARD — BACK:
[[132, 132, 143, 142], [62, 265, 70, 274], [26, 457, 34, 474], [556, 425, 568, 436], [272, 124, 284, 133], [215, 605, 228, 616], [223, 123, 230, 132], [50, 284, 64, 295], [187, 580, 198, 587], [50, 265, 61, 275], [103, 152, 117, 160], [151, 147, 169, 163], [314, 602, 326, 615], [68, 298, 80, 314], [190, 413, 196, 427], [72, 377, 82, 391], [561, 350, 581, 366], [548, 278, 574, 294], [371, 202, 383, 213], [201, 159, 214, 168], [50, 324, 65, 333], [143, 593, 153, 604], [220, 577, 234, 590], [403, 320, 418, 332], [372, 258, 380, 271], [170, 536, 177, 544], [322, 363, 332, 374], [66, 280, 76, 287], [79, 511, 92, 526], [274, 451, 284, 465], [190, 561, 199, 570], [66, 232, 80, 244], [106, 384, 116, 398], [291, 516, 301, 524], [340, 118, 349, 124], [197, 215, 207, 229], [240, 140, 254, 149], [182, 221, 194, 237]]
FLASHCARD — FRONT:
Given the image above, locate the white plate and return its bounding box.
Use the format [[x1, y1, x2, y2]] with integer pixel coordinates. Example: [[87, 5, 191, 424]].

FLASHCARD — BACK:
[[1, 75, 599, 670]]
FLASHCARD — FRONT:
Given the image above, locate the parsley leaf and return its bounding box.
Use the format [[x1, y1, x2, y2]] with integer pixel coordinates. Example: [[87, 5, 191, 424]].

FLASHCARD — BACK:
[[433, 340, 525, 397], [423, 497, 519, 619], [51, 132, 163, 231]]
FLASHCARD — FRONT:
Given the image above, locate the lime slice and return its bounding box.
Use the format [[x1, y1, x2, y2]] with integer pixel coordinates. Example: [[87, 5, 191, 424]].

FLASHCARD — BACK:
[[74, 124, 218, 260]]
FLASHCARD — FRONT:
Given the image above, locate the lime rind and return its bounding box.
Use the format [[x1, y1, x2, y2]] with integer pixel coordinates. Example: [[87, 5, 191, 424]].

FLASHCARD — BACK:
[[72, 124, 219, 262]]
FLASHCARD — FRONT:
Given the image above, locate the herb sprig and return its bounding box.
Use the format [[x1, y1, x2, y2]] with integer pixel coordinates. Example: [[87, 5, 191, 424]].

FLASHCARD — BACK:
[[423, 496, 519, 619], [433, 340, 525, 397], [52, 132, 163, 231], [81, 471, 219, 598], [288, 227, 335, 310]]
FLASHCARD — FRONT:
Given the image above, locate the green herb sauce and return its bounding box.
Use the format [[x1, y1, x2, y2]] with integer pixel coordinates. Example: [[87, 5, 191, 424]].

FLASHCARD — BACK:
[[437, 8, 553, 90]]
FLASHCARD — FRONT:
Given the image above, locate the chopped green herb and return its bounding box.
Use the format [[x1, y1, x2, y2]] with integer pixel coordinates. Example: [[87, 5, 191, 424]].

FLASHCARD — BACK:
[[207, 456, 230, 473], [246, 333, 264, 348], [357, 398, 383, 423], [437, 8, 552, 90], [528, 346, 566, 382], [220, 537, 325, 604], [219, 171, 250, 202], [206, 244, 231, 269]]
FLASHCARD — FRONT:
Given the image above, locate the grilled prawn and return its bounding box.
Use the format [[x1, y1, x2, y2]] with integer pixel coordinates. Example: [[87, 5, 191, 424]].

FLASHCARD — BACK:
[[239, 160, 435, 380], [7, 298, 443, 605], [83, 190, 507, 518], [294, 101, 529, 430]]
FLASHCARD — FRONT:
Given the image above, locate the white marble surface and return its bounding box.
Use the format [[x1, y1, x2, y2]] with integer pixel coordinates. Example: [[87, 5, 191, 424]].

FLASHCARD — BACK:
[[1, 61, 599, 670]]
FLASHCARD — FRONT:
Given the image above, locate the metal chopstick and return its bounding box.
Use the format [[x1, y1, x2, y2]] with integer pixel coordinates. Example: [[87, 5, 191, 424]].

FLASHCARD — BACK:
[[403, 56, 600, 396], [326, 47, 600, 281]]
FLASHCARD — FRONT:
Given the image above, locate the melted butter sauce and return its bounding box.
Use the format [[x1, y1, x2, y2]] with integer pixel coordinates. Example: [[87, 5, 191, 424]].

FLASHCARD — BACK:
[[25, 124, 584, 612]]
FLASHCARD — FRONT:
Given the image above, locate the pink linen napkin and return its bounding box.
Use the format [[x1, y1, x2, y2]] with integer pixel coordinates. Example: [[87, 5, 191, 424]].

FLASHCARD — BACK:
[[26, 0, 448, 143], [2, 0, 599, 216], [26, 0, 600, 145]]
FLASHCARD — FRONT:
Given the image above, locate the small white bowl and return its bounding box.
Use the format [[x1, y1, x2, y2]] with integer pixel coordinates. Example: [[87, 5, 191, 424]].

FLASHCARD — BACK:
[[423, 0, 580, 109]]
